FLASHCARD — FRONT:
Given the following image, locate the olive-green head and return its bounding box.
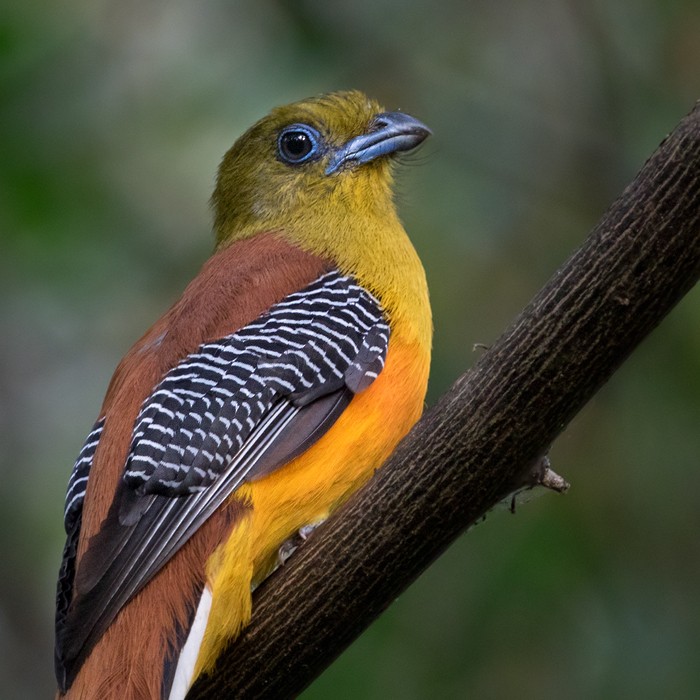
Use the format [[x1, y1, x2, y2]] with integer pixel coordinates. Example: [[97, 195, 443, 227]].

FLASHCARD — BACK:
[[212, 90, 430, 246]]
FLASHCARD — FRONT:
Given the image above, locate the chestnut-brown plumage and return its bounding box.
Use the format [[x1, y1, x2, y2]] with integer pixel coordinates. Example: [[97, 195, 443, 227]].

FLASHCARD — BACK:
[[55, 91, 432, 699]]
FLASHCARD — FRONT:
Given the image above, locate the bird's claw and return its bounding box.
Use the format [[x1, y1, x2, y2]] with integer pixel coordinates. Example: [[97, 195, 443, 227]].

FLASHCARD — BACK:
[[276, 519, 327, 567]]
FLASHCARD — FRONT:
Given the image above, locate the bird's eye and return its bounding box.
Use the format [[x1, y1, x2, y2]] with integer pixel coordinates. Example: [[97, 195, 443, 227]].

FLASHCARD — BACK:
[[277, 125, 321, 165]]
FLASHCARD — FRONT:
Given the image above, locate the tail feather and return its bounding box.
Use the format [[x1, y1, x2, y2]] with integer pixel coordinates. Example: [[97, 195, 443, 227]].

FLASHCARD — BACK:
[[166, 587, 213, 700], [59, 498, 248, 699]]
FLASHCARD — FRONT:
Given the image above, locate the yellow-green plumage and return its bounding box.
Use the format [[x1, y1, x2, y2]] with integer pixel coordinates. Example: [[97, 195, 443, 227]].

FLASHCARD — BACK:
[[213, 90, 431, 353], [190, 90, 433, 680], [56, 90, 432, 700]]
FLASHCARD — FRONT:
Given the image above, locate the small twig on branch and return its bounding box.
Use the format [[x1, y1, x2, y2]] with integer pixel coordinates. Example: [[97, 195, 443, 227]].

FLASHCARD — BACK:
[[189, 102, 700, 699]]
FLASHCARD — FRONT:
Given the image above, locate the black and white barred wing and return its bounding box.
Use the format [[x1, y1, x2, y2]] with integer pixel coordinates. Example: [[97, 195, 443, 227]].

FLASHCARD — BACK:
[[123, 269, 390, 498], [55, 270, 390, 683], [55, 419, 104, 661]]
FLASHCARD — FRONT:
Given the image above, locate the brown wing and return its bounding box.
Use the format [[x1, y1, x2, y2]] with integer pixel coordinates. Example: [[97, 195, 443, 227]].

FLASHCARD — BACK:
[[55, 234, 330, 694], [55, 241, 390, 696]]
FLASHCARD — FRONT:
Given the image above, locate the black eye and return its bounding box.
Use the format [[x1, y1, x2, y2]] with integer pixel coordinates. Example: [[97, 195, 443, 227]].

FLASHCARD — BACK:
[[277, 124, 321, 165]]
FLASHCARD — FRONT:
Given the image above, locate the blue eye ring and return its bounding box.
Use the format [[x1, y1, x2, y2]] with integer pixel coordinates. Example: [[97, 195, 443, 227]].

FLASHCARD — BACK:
[[277, 124, 322, 165]]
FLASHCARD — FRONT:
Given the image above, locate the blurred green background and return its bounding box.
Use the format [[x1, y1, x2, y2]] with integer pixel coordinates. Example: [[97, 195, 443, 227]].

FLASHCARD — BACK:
[[2, 1, 699, 698]]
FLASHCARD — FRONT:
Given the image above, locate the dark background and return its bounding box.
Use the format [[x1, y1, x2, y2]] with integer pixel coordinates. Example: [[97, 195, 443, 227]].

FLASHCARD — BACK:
[[2, 1, 699, 698]]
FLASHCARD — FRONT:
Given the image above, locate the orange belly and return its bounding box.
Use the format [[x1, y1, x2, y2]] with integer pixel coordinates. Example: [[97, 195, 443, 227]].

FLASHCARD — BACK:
[[194, 334, 430, 676]]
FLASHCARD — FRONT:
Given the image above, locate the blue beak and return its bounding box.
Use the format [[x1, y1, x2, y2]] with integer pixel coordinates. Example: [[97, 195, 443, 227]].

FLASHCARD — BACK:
[[326, 111, 431, 175]]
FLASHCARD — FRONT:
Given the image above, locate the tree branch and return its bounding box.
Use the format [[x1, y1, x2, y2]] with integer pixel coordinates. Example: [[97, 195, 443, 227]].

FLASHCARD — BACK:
[[189, 103, 700, 699]]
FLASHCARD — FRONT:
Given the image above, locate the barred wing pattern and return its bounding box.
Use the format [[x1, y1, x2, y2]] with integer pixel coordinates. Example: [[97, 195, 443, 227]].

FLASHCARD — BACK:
[[64, 419, 105, 532], [123, 269, 390, 497], [56, 270, 390, 686], [56, 419, 105, 664]]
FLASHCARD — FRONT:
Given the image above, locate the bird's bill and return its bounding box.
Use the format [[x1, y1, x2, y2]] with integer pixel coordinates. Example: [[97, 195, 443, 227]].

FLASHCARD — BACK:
[[325, 111, 431, 174]]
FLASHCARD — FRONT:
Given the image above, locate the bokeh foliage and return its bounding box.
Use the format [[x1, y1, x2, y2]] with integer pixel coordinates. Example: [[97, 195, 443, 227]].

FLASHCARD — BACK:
[[1, 1, 699, 698]]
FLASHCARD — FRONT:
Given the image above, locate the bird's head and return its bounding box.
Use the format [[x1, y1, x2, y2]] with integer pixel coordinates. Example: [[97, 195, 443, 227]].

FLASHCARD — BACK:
[[212, 90, 430, 250]]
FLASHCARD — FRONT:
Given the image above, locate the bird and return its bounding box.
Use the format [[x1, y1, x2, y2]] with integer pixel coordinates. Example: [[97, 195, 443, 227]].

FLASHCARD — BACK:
[[54, 89, 432, 699]]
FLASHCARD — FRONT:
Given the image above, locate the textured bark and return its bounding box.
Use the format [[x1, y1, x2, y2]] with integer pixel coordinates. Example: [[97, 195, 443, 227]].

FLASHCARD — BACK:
[[188, 103, 700, 699]]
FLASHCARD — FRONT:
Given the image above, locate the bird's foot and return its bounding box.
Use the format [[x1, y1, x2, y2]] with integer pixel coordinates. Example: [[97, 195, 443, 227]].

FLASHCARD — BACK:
[[276, 519, 327, 567]]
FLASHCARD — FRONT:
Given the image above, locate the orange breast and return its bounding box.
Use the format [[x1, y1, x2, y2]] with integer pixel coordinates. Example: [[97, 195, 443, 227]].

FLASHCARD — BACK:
[[248, 332, 430, 580], [192, 332, 430, 677]]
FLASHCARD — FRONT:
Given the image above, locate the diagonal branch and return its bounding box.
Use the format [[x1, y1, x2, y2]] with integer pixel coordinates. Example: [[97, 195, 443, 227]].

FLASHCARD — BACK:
[[189, 102, 700, 699]]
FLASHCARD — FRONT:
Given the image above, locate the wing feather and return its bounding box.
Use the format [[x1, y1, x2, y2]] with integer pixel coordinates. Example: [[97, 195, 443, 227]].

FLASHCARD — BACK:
[[55, 270, 390, 688]]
